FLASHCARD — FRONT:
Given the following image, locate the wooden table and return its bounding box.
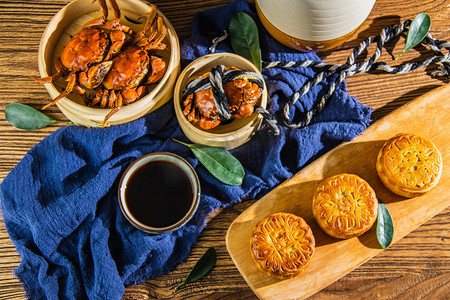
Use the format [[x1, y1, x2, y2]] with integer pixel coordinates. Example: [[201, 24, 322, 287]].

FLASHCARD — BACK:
[[0, 0, 448, 299]]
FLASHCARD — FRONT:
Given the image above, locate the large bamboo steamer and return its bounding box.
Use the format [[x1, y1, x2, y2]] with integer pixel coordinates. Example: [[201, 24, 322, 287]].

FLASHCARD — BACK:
[[174, 53, 268, 150], [37, 0, 180, 127]]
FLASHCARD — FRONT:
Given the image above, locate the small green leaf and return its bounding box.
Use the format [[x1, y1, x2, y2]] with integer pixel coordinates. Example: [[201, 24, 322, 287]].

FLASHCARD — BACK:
[[396, 13, 431, 60], [376, 201, 394, 249], [5, 103, 56, 130], [229, 12, 262, 71], [173, 139, 245, 185], [176, 247, 216, 289]]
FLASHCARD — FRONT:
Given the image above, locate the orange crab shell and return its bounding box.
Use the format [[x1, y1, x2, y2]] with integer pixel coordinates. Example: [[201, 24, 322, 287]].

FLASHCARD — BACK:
[[60, 28, 109, 72], [102, 45, 150, 90], [224, 79, 261, 118], [182, 67, 263, 130]]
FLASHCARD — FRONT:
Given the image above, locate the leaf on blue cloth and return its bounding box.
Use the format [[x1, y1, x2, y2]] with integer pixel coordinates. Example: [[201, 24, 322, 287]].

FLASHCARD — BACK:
[[5, 103, 57, 130], [176, 247, 216, 289], [173, 139, 245, 185], [229, 12, 262, 71]]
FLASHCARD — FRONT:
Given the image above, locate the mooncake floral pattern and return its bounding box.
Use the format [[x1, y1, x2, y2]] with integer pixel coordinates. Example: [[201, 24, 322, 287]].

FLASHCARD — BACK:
[[251, 213, 315, 279], [381, 134, 442, 191], [313, 174, 378, 239]]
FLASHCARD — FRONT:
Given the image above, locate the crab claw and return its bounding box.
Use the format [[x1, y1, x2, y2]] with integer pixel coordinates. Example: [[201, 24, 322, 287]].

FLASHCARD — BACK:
[[122, 86, 146, 104], [78, 61, 113, 89], [146, 56, 167, 84]]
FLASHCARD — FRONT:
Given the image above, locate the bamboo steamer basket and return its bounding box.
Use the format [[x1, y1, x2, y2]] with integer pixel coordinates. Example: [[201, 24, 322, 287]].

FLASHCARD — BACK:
[[255, 0, 376, 51], [37, 0, 180, 127], [174, 53, 268, 150]]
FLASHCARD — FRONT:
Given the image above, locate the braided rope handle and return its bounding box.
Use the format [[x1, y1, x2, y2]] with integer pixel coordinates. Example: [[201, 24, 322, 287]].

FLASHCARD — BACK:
[[264, 19, 450, 129]]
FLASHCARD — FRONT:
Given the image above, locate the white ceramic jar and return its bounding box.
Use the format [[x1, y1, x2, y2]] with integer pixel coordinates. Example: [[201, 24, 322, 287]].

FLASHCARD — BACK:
[[256, 0, 376, 51]]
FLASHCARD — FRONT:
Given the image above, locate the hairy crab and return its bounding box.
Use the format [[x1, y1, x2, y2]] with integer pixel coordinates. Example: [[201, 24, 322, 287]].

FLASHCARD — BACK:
[[182, 66, 263, 130], [32, 0, 132, 109], [91, 8, 168, 126]]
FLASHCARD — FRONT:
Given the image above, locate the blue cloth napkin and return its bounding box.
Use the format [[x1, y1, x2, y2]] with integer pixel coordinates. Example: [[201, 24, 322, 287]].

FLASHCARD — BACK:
[[0, 0, 371, 298]]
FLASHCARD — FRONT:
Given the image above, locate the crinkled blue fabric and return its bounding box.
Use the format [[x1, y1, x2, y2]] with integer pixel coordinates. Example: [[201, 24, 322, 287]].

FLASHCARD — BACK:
[[0, 0, 371, 299]]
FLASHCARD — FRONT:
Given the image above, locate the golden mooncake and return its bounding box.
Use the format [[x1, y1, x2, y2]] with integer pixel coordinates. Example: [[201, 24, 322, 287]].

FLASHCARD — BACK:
[[312, 173, 378, 239], [250, 213, 315, 279], [376, 134, 442, 198]]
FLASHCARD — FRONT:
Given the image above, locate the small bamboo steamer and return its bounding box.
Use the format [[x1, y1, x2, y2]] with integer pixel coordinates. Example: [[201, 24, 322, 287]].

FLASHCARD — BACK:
[[173, 53, 268, 150], [37, 0, 180, 127]]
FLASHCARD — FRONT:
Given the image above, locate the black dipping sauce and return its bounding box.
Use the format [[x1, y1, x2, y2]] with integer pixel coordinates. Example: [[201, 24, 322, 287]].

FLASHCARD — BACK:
[[125, 160, 193, 228]]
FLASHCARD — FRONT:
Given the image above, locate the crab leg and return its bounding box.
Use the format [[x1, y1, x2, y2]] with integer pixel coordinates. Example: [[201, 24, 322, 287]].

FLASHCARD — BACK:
[[74, 85, 89, 106], [100, 90, 109, 108], [31, 58, 66, 84], [83, 0, 123, 29], [108, 90, 117, 108], [142, 4, 158, 36], [101, 92, 123, 127], [91, 88, 103, 106], [136, 16, 167, 50], [108, 0, 121, 19], [130, 5, 158, 44], [98, 0, 109, 20], [83, 0, 109, 28], [42, 72, 77, 110]]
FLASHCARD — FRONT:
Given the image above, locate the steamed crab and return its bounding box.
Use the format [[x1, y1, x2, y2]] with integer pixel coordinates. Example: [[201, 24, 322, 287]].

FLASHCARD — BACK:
[[91, 10, 168, 126], [182, 67, 263, 130], [32, 0, 132, 108]]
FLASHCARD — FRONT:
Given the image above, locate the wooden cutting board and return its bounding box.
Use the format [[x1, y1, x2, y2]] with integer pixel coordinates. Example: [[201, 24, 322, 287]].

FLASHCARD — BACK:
[[226, 83, 450, 300]]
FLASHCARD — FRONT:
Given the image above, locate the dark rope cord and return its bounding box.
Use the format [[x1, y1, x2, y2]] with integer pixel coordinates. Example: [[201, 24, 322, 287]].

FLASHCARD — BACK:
[[263, 19, 450, 128], [209, 65, 231, 119]]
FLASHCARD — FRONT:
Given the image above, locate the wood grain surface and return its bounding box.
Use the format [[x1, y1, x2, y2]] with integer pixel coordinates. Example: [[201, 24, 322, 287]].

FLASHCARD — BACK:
[[227, 83, 450, 300], [0, 0, 449, 299]]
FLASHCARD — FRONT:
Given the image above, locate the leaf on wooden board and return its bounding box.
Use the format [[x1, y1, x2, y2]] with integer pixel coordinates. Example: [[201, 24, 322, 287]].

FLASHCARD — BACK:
[[377, 201, 394, 249], [5, 103, 56, 130]]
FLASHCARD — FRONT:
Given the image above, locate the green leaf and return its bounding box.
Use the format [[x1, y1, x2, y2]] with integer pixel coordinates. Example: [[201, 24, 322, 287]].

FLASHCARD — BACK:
[[396, 12, 431, 60], [229, 12, 262, 71], [5, 103, 56, 130], [173, 139, 245, 186], [376, 201, 394, 249], [176, 247, 216, 289]]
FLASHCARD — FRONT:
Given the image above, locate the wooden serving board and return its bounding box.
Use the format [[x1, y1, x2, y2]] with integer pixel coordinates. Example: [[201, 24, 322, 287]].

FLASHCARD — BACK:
[[226, 83, 450, 300]]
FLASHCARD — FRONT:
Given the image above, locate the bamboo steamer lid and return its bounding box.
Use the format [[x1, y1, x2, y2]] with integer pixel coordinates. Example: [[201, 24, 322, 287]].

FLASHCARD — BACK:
[[37, 0, 180, 127], [174, 53, 268, 150], [255, 0, 376, 51]]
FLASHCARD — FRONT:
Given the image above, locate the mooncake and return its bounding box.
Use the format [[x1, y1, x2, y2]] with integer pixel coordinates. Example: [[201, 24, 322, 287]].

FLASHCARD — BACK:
[[376, 134, 442, 198], [250, 213, 315, 279], [312, 173, 378, 239]]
